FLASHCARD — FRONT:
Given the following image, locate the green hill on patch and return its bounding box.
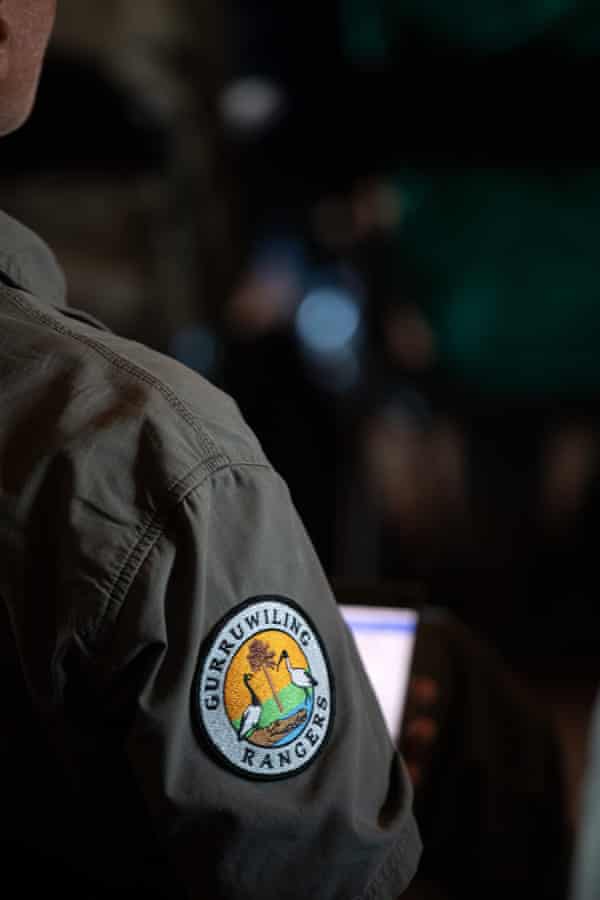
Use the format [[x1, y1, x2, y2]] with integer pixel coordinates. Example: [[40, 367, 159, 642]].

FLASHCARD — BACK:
[[232, 683, 307, 732]]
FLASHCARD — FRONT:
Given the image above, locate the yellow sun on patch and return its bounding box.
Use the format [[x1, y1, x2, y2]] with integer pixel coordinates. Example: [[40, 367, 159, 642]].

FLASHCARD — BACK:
[[224, 630, 310, 724]]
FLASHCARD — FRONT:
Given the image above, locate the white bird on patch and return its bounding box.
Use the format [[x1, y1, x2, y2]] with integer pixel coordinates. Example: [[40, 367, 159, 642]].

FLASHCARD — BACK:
[[277, 649, 318, 700], [238, 673, 261, 741]]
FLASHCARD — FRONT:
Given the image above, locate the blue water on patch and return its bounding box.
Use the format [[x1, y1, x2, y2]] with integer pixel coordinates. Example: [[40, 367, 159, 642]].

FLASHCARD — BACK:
[[272, 692, 314, 747]]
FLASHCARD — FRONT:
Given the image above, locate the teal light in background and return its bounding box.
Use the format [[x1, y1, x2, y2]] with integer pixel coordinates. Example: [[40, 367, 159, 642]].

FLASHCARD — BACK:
[[389, 168, 600, 394], [386, 0, 575, 52], [340, 0, 389, 63], [552, 1, 600, 53], [340, 0, 599, 58]]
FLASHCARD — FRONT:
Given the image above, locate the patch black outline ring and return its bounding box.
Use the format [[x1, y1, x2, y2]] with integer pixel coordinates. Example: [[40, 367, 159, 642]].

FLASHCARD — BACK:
[[191, 594, 336, 781]]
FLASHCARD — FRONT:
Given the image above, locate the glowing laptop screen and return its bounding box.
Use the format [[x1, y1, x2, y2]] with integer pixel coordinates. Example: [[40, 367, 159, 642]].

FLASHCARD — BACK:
[[339, 604, 419, 740]]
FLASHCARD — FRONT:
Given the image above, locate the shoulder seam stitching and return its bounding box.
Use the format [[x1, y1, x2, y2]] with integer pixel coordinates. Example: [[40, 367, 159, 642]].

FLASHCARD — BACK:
[[2, 286, 228, 465], [82, 459, 273, 644]]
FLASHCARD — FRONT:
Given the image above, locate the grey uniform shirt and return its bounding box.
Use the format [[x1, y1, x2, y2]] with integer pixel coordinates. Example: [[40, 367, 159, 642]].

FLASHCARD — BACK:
[[0, 209, 422, 899]]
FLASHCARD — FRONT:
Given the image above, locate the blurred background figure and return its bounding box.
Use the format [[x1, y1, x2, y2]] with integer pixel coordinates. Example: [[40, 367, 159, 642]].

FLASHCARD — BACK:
[[399, 606, 571, 900]]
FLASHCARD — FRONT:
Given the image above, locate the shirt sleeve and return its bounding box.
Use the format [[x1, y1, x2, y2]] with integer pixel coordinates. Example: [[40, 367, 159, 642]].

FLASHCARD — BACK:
[[88, 461, 422, 900]]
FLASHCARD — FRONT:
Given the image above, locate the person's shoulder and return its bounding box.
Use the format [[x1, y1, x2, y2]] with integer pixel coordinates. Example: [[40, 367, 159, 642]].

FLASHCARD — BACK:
[[1, 287, 276, 644], [2, 288, 268, 481]]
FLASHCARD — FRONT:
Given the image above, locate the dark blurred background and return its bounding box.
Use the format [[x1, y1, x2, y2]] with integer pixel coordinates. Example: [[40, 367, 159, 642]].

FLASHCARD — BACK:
[[3, 0, 600, 848]]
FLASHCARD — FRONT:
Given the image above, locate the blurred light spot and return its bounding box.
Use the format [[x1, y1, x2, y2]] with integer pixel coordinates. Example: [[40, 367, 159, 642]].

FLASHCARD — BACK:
[[385, 305, 436, 371], [296, 286, 361, 354], [352, 179, 405, 238], [219, 77, 285, 133], [253, 237, 307, 280], [169, 325, 220, 377], [227, 237, 307, 337], [328, 348, 361, 393]]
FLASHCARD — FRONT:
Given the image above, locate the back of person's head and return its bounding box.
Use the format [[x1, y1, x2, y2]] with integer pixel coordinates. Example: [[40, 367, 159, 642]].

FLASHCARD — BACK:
[[0, 1, 56, 137]]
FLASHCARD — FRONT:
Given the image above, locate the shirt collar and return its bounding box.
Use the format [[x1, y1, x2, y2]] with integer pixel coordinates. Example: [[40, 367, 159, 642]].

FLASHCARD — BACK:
[[0, 209, 67, 307]]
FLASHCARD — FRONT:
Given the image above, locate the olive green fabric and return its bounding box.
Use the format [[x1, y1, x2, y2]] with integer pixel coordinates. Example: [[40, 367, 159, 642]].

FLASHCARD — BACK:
[[389, 168, 600, 395], [0, 209, 421, 898]]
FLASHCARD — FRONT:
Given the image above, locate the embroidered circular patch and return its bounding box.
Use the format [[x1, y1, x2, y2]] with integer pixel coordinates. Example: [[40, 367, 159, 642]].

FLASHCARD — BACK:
[[194, 596, 334, 779]]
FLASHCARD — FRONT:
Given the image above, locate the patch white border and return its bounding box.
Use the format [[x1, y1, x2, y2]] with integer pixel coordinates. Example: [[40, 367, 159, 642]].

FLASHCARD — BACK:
[[194, 596, 334, 779]]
